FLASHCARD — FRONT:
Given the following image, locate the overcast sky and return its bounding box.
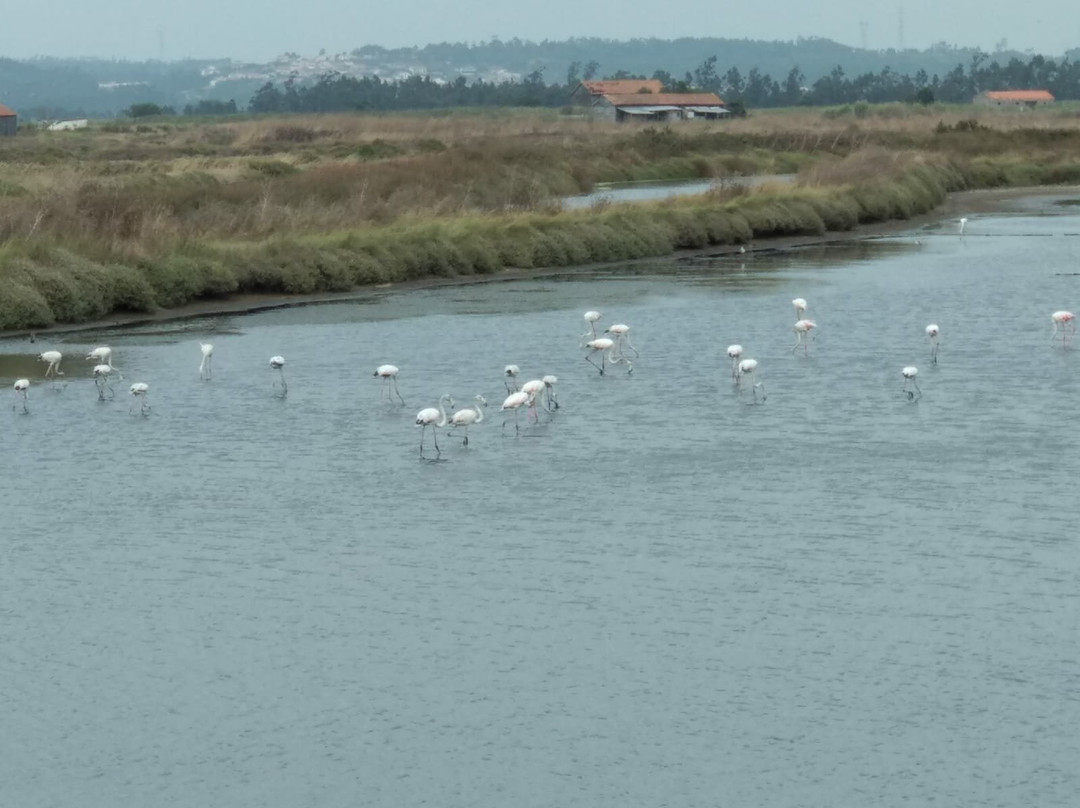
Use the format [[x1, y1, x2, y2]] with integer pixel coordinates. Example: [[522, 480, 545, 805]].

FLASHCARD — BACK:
[[3, 0, 1076, 61]]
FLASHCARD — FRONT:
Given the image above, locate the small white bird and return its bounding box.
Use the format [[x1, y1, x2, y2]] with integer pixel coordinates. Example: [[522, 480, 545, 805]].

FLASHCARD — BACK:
[[582, 310, 602, 341], [87, 346, 122, 379], [925, 324, 940, 364], [374, 364, 405, 405], [792, 298, 807, 320], [958, 217, 968, 235], [199, 343, 214, 380], [448, 395, 486, 445], [902, 366, 921, 400], [726, 345, 743, 380], [129, 382, 150, 414], [269, 356, 287, 396], [1051, 311, 1075, 347], [542, 375, 559, 412], [416, 394, 453, 456], [737, 358, 765, 403], [12, 378, 29, 413], [38, 350, 63, 382]]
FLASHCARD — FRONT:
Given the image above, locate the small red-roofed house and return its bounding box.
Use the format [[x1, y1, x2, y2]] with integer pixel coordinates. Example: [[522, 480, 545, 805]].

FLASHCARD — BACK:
[[0, 103, 16, 136], [976, 90, 1055, 108]]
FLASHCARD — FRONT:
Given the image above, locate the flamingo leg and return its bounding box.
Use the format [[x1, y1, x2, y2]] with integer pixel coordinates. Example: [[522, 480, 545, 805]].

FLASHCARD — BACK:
[[392, 378, 405, 406], [419, 425, 427, 455], [585, 352, 604, 375]]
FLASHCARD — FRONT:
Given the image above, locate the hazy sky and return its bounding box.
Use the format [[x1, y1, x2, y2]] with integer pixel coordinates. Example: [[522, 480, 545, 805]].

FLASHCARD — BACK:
[[3, 0, 1077, 61]]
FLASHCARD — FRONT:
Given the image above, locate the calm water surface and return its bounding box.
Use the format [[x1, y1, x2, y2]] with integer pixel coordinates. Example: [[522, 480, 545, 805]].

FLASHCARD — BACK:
[[561, 173, 796, 209], [3, 194, 1080, 807]]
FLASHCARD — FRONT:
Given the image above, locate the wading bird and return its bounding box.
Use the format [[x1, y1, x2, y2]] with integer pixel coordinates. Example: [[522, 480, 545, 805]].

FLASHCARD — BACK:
[[374, 364, 405, 405], [416, 394, 453, 456], [959, 217, 968, 235], [902, 366, 921, 400], [129, 382, 150, 414], [269, 356, 287, 396], [1051, 311, 1075, 347], [87, 346, 122, 379], [93, 364, 117, 400], [792, 298, 807, 320], [582, 310, 602, 341], [605, 323, 639, 359], [793, 319, 817, 355], [12, 379, 29, 413], [727, 345, 743, 380], [503, 365, 520, 394], [737, 358, 765, 403], [500, 390, 532, 435], [38, 350, 63, 383], [520, 379, 547, 424], [925, 324, 940, 364], [448, 395, 486, 445], [542, 375, 559, 412], [199, 343, 214, 380]]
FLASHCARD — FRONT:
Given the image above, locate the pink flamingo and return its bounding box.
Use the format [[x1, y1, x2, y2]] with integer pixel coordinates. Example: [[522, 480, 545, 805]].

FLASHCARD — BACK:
[[726, 345, 743, 380], [925, 324, 939, 364], [1051, 311, 1075, 347], [793, 319, 816, 355]]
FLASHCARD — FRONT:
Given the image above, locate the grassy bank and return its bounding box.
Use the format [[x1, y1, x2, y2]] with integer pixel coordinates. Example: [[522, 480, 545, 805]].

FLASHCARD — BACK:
[[4, 107, 1080, 330]]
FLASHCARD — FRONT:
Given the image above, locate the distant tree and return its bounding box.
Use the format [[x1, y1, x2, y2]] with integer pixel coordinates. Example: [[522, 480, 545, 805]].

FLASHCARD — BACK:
[[566, 60, 581, 86], [692, 55, 719, 91], [915, 86, 935, 104], [723, 66, 745, 96], [583, 60, 600, 81], [183, 99, 238, 116], [126, 102, 169, 118]]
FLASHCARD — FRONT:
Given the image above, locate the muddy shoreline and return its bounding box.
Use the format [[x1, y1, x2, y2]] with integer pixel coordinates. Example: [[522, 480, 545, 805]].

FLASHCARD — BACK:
[[2, 185, 1071, 341]]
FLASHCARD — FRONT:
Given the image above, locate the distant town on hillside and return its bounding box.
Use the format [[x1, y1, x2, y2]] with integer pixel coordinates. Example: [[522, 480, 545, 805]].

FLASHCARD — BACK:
[[2, 36, 1079, 119]]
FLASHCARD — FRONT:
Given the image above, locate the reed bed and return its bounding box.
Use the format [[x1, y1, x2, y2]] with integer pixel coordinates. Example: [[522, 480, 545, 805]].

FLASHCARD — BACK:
[[4, 106, 1080, 329]]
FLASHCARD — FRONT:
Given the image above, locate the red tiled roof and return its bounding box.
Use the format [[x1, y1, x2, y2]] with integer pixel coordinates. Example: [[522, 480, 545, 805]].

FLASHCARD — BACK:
[[581, 79, 663, 96], [0, 103, 16, 117], [985, 90, 1054, 102], [602, 92, 724, 107]]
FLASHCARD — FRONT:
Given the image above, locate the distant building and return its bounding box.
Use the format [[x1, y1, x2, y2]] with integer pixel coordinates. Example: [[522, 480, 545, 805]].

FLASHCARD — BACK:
[[975, 90, 1055, 108], [591, 92, 729, 123], [0, 103, 16, 136], [570, 79, 664, 106]]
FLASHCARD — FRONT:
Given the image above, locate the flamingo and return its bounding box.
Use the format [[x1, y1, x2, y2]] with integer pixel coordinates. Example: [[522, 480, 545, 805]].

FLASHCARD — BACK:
[[925, 324, 940, 364], [87, 346, 122, 379], [542, 375, 559, 412], [38, 350, 63, 382], [726, 345, 743, 380], [448, 395, 486, 445], [129, 382, 150, 414], [1051, 311, 1075, 347], [793, 319, 817, 355], [500, 390, 532, 434], [93, 364, 117, 400], [504, 364, 520, 393], [12, 379, 29, 413], [582, 310, 602, 341], [605, 323, 639, 359], [269, 356, 287, 396], [199, 343, 214, 380], [520, 379, 547, 424], [737, 358, 765, 402], [902, 366, 921, 400], [959, 217, 968, 235], [374, 364, 405, 405], [416, 394, 453, 456], [584, 337, 616, 375], [792, 298, 807, 320]]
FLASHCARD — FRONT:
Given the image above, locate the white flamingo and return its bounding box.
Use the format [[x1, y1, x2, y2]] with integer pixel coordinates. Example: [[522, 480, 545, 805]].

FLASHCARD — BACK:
[[93, 364, 117, 400], [12, 379, 29, 413], [792, 298, 807, 320], [87, 346, 122, 379], [582, 310, 602, 341], [500, 390, 532, 434], [793, 319, 817, 355], [1051, 311, 1075, 347], [520, 379, 547, 424], [958, 217, 968, 235], [585, 337, 631, 375], [737, 358, 765, 402], [448, 395, 486, 445], [269, 356, 287, 396], [199, 343, 214, 380], [129, 382, 150, 414], [542, 375, 559, 412], [504, 364, 520, 393], [416, 394, 453, 456], [726, 345, 743, 380], [902, 366, 921, 400], [374, 364, 405, 405], [605, 323, 639, 359], [925, 324, 940, 364], [38, 350, 63, 382]]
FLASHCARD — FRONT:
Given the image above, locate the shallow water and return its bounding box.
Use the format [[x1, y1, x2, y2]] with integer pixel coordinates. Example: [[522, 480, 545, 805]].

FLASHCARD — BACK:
[[561, 173, 796, 209], [3, 194, 1080, 807]]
